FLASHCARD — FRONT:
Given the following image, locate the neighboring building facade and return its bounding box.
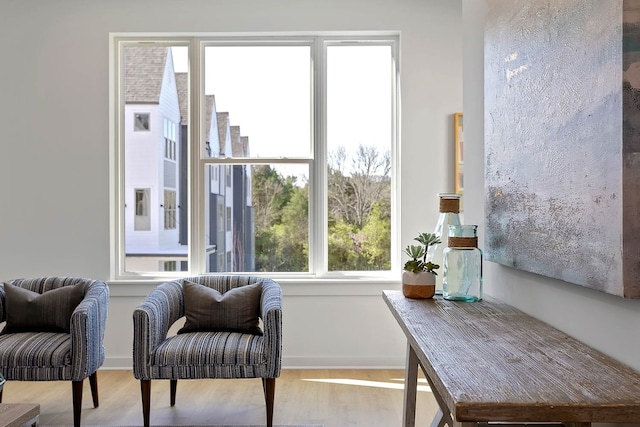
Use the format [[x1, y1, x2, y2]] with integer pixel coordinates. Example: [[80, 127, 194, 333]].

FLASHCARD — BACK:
[[123, 46, 254, 273]]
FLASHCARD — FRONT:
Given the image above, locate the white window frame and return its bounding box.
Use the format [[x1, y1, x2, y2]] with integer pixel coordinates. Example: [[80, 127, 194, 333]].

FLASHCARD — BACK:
[[110, 33, 400, 282]]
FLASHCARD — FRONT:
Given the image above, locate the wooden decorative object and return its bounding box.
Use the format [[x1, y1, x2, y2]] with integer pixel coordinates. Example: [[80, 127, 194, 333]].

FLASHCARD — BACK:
[[402, 271, 436, 299]]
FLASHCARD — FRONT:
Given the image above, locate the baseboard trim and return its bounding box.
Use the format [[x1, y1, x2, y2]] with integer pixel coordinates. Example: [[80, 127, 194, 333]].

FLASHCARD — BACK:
[[102, 356, 133, 370], [282, 355, 404, 369]]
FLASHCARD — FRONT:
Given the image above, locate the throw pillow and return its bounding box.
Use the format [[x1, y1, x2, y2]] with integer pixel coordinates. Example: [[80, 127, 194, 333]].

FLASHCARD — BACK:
[[178, 280, 263, 335], [2, 283, 85, 333]]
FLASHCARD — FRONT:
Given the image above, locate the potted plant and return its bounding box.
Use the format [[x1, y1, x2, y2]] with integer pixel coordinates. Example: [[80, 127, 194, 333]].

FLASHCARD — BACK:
[[402, 232, 441, 299]]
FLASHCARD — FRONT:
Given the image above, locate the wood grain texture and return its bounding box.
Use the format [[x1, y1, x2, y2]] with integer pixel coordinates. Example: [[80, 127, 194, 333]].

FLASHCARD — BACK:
[[0, 403, 39, 427], [383, 290, 640, 423]]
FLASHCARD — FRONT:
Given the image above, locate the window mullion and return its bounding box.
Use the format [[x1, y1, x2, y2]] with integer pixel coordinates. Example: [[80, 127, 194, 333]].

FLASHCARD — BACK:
[[189, 38, 205, 275], [312, 37, 328, 276]]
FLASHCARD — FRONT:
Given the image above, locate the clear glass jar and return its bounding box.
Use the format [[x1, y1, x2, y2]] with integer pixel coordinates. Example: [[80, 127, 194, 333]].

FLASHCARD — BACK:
[[443, 224, 482, 302], [427, 193, 462, 294]]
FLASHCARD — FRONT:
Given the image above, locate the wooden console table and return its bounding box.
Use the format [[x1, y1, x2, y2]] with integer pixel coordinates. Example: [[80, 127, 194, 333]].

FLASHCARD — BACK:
[[0, 404, 39, 427], [383, 290, 640, 427]]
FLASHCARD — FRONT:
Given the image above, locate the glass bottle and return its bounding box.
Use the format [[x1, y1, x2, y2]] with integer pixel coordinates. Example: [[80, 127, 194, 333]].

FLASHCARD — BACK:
[[427, 193, 462, 294], [443, 224, 482, 302]]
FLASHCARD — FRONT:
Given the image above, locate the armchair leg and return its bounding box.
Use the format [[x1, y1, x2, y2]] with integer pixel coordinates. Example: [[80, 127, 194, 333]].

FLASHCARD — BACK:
[[140, 380, 151, 427], [72, 380, 83, 427], [170, 379, 177, 406], [262, 378, 276, 427], [89, 371, 99, 407]]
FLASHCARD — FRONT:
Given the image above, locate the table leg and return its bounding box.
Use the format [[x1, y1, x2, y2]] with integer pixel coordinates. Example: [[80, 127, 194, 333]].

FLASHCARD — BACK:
[[419, 364, 453, 427], [403, 342, 418, 427], [429, 408, 445, 427]]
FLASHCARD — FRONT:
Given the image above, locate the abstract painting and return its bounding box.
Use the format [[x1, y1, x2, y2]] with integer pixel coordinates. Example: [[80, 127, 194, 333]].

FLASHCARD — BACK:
[[484, 0, 640, 298]]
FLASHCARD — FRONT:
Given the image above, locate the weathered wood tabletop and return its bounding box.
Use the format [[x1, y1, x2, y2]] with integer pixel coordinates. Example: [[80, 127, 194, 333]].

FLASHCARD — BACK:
[[383, 290, 640, 426], [0, 403, 39, 427]]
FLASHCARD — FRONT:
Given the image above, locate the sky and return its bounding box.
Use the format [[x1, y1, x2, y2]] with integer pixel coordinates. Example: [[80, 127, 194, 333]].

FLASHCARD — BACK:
[[172, 44, 392, 176]]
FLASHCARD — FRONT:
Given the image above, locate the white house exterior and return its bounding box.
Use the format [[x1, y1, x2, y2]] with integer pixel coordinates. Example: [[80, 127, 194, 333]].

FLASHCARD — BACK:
[[124, 46, 254, 274], [124, 46, 184, 273]]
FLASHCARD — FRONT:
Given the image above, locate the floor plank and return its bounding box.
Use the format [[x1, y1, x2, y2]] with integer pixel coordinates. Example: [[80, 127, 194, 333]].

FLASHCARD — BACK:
[[2, 369, 437, 427]]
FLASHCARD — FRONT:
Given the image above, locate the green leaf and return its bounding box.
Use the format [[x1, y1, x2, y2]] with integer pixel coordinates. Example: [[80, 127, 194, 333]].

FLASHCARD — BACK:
[[403, 245, 425, 260], [414, 232, 441, 247]]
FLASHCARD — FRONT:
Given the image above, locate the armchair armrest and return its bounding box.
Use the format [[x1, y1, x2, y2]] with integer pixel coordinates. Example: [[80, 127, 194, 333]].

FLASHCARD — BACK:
[[133, 280, 184, 380], [0, 284, 5, 324], [70, 280, 109, 381], [260, 279, 282, 378]]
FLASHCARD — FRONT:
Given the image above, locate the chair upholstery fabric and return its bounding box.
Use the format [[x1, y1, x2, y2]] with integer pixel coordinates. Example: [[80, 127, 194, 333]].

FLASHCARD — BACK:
[[133, 275, 282, 381], [150, 331, 266, 378], [0, 276, 109, 382], [0, 332, 72, 381]]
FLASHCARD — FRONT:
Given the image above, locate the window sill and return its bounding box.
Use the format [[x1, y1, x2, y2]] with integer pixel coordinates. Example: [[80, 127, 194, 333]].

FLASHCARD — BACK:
[[107, 275, 402, 297]]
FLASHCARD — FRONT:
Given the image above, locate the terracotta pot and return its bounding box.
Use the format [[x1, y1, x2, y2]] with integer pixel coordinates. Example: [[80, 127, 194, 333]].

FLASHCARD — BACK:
[[402, 271, 436, 299]]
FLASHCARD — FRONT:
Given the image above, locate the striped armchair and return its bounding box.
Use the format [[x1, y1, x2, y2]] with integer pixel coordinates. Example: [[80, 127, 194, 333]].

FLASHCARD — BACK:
[[0, 277, 109, 427], [133, 275, 283, 427]]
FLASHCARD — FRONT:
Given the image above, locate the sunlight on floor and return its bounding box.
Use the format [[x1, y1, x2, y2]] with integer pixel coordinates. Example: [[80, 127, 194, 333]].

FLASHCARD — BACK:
[[302, 378, 432, 393]]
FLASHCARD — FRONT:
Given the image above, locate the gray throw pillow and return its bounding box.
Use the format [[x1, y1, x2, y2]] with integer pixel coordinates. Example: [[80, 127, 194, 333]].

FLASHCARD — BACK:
[[178, 280, 263, 335], [2, 283, 85, 333]]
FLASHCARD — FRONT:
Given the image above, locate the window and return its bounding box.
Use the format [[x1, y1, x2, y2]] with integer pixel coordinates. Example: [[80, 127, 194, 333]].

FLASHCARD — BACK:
[[112, 35, 398, 279], [134, 189, 150, 231], [164, 190, 177, 230], [134, 113, 150, 131], [160, 260, 188, 272], [164, 118, 177, 160], [162, 261, 177, 271]]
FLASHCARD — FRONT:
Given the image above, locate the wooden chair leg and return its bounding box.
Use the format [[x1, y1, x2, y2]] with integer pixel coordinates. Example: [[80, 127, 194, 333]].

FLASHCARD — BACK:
[[89, 371, 99, 407], [170, 379, 177, 406], [262, 377, 276, 427], [72, 380, 83, 427], [140, 380, 151, 427]]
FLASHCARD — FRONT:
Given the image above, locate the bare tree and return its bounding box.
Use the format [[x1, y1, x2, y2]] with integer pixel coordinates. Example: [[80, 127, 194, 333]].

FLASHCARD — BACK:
[[252, 165, 285, 229], [328, 146, 351, 222], [328, 144, 390, 228]]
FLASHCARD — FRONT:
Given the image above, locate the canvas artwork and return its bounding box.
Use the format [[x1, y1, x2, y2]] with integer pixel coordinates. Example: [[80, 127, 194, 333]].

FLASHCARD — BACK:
[[485, 0, 640, 298]]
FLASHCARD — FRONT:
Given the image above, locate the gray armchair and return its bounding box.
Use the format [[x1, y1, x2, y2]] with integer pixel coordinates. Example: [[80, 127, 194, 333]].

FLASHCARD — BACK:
[[133, 275, 282, 427], [0, 276, 109, 427]]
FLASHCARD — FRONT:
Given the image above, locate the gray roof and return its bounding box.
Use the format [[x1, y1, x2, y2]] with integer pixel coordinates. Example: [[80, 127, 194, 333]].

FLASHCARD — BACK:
[[217, 112, 229, 156], [175, 73, 215, 151], [230, 126, 243, 157], [175, 72, 188, 125], [241, 136, 250, 157], [205, 95, 215, 141], [124, 46, 169, 104]]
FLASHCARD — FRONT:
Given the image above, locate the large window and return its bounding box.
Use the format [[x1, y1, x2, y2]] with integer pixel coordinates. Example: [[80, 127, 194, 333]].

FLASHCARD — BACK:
[[112, 35, 398, 279]]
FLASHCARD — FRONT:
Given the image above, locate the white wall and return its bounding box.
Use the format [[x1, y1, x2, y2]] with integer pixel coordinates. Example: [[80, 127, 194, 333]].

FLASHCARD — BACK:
[[0, 0, 462, 368], [463, 0, 640, 379]]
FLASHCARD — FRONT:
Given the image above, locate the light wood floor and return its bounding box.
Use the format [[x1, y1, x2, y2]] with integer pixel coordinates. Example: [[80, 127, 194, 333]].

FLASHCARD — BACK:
[[2, 369, 437, 426]]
